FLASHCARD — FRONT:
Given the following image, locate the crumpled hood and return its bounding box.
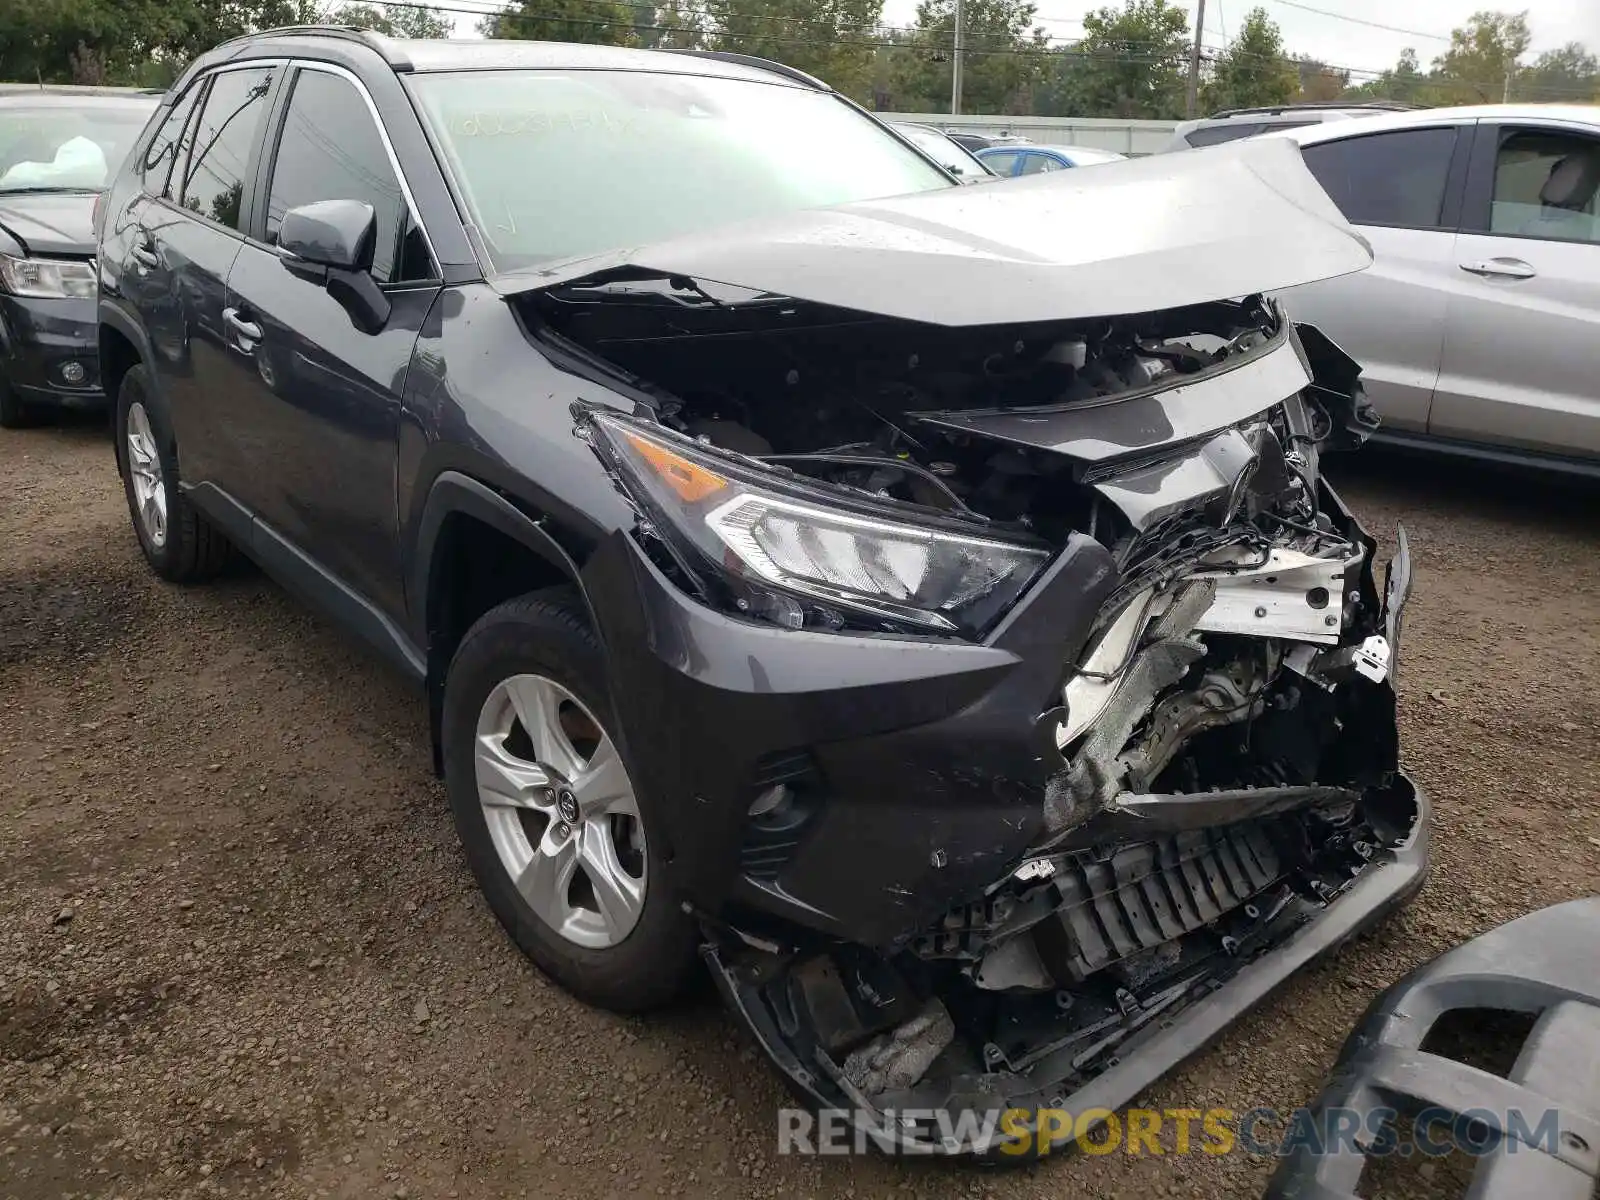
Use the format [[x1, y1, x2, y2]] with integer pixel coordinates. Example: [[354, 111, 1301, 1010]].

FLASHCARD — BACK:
[[0, 191, 96, 258], [496, 137, 1372, 326]]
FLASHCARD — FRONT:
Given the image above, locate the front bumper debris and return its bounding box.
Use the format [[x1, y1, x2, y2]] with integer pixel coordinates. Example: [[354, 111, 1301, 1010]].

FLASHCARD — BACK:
[[707, 776, 1429, 1157], [1267, 896, 1600, 1200]]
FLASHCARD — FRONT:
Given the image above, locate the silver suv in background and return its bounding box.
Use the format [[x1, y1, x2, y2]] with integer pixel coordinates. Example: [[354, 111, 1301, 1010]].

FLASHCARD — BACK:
[[1163, 102, 1414, 152], [1264, 105, 1600, 473]]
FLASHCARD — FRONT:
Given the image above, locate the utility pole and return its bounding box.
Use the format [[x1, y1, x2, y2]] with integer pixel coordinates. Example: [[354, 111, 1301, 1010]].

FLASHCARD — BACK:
[[1186, 0, 1206, 118], [951, 0, 965, 116]]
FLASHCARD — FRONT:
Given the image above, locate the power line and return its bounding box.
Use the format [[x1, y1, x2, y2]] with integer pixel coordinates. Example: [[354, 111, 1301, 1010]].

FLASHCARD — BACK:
[[1257, 0, 1450, 42]]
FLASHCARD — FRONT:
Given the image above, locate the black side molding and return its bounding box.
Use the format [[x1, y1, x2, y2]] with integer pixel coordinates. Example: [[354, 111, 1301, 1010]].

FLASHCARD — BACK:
[[183, 481, 426, 682]]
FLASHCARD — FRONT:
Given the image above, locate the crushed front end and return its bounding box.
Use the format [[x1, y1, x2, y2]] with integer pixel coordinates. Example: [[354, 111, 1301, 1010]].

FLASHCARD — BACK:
[[538, 277, 1426, 1157]]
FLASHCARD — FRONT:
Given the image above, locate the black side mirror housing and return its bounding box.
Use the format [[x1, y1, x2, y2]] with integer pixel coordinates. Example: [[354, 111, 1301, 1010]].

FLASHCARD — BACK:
[[278, 199, 376, 271], [277, 199, 390, 334]]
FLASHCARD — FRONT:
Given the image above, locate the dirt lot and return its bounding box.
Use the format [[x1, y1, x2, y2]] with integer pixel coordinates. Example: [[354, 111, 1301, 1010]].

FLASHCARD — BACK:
[[2, 417, 1596, 1200]]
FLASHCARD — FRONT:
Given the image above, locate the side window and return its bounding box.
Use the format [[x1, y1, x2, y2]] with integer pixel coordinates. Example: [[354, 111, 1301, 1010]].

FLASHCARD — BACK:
[[265, 69, 428, 284], [1020, 153, 1064, 174], [1487, 128, 1600, 245], [1301, 128, 1457, 229], [139, 84, 201, 198], [178, 66, 276, 232], [981, 150, 1019, 174]]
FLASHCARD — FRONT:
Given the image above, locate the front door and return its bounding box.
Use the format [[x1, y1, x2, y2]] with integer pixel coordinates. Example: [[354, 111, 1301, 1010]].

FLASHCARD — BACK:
[[222, 63, 442, 615], [1430, 121, 1600, 462]]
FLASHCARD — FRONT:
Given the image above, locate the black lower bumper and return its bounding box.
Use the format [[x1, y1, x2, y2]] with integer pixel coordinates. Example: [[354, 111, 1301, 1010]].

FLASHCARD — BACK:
[[0, 293, 104, 408], [1267, 895, 1600, 1200], [707, 776, 1431, 1157]]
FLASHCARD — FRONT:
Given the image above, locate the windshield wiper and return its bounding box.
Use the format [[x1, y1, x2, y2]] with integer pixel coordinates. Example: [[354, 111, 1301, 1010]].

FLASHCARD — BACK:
[[0, 185, 99, 195]]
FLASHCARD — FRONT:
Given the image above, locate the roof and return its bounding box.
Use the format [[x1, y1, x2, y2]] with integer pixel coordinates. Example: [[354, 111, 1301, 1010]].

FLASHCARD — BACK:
[[1268, 102, 1600, 146]]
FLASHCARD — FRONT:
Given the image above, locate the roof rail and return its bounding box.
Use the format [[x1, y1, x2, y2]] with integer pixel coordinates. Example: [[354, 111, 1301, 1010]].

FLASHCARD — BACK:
[[208, 24, 383, 54], [1210, 100, 1419, 117], [661, 49, 829, 91]]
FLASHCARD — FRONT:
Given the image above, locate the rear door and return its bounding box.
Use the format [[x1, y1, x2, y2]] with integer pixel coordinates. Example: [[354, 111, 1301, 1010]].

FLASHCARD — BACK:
[[222, 62, 442, 614], [130, 64, 282, 486], [1430, 120, 1600, 461], [1273, 124, 1471, 433]]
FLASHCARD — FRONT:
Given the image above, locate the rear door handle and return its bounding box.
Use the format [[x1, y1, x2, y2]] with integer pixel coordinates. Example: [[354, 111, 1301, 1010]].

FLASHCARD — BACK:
[[131, 232, 158, 269], [1460, 257, 1537, 279], [223, 307, 262, 346]]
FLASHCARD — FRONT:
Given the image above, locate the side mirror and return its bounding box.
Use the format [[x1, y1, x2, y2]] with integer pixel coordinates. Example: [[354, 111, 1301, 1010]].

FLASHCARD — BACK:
[[278, 199, 376, 271], [277, 199, 390, 335]]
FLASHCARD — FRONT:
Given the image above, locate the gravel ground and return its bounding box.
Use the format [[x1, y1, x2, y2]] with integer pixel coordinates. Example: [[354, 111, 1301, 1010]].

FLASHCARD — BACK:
[[2, 417, 1597, 1200]]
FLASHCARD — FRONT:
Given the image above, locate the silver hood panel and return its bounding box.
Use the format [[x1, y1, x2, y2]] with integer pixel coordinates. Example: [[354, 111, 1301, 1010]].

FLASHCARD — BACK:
[[497, 138, 1372, 326]]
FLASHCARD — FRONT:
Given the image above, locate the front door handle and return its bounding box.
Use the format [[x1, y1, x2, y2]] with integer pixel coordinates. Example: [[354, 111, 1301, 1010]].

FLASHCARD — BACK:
[[1460, 257, 1537, 279], [223, 307, 262, 346]]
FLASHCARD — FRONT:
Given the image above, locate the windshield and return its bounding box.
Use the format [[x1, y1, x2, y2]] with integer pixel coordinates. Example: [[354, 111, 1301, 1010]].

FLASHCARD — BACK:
[[894, 125, 990, 178], [409, 70, 953, 272], [0, 102, 154, 192]]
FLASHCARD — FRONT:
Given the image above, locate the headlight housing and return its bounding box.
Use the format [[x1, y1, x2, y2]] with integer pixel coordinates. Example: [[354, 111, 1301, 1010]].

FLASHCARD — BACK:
[[0, 252, 96, 299], [588, 411, 1050, 637]]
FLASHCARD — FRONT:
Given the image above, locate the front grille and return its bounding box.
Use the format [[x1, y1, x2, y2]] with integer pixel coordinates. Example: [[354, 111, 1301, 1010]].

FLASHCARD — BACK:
[[1040, 822, 1283, 981]]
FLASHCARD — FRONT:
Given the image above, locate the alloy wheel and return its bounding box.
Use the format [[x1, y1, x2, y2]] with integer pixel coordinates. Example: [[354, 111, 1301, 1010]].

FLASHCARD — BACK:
[[473, 674, 647, 949], [126, 401, 168, 549]]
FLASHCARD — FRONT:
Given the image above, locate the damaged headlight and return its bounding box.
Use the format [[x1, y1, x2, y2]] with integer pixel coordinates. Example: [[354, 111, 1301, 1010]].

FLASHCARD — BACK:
[[589, 412, 1049, 634]]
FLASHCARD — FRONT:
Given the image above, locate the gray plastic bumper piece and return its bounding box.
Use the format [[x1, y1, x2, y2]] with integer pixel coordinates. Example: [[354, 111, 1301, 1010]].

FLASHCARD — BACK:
[[1266, 896, 1600, 1199]]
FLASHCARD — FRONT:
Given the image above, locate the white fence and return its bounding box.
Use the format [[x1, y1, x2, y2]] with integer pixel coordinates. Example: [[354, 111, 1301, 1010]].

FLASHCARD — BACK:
[[881, 113, 1181, 155]]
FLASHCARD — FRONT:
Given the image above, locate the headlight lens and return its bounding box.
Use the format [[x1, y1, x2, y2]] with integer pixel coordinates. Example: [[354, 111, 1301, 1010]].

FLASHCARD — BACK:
[[592, 413, 1050, 635], [0, 252, 96, 299]]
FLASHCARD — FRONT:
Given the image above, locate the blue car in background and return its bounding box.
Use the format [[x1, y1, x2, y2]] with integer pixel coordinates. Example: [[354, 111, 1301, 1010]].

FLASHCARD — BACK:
[[976, 144, 1128, 176]]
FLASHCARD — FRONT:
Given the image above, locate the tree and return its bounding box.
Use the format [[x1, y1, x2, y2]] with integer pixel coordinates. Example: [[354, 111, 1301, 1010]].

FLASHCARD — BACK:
[[1050, 0, 1189, 119], [1345, 47, 1433, 103], [1430, 9, 1531, 103], [705, 0, 884, 99], [1200, 7, 1295, 113], [1293, 56, 1348, 101], [890, 0, 1050, 114], [651, 0, 707, 49], [478, 0, 636, 46], [323, 2, 451, 38], [1515, 41, 1598, 102]]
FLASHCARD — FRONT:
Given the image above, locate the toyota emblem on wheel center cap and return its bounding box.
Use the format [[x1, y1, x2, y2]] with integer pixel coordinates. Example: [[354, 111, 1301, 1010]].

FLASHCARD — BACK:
[[557, 789, 579, 823]]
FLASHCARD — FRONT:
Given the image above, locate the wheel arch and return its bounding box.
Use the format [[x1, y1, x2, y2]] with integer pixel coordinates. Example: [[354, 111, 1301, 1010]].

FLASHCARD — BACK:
[[412, 471, 595, 773]]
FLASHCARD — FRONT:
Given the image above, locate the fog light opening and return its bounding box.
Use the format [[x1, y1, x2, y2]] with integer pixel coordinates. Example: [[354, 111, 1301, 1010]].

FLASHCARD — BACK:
[[60, 360, 87, 385]]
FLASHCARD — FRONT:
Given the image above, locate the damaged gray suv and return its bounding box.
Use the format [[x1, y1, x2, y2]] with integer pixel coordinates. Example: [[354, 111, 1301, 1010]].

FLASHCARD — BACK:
[[97, 30, 1426, 1157]]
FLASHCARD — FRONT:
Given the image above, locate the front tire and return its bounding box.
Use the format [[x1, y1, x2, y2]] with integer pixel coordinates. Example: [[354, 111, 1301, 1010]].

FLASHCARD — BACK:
[[441, 592, 698, 1012], [115, 365, 233, 582]]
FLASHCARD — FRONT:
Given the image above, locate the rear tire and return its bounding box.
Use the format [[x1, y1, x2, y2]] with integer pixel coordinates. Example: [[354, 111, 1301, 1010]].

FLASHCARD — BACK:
[[115, 364, 233, 582], [441, 591, 699, 1013]]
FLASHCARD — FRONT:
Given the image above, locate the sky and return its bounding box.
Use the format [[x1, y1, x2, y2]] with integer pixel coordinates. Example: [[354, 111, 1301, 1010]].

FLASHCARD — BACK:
[[446, 0, 1600, 81]]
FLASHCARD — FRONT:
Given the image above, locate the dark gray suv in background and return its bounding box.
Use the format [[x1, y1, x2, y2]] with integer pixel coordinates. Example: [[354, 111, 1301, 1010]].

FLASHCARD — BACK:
[[97, 28, 1425, 1156]]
